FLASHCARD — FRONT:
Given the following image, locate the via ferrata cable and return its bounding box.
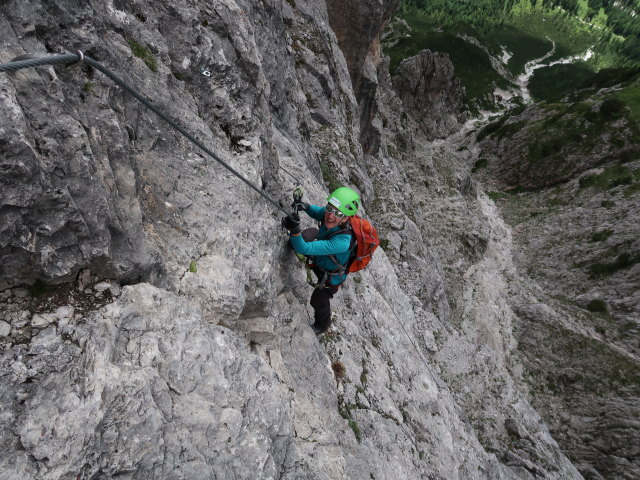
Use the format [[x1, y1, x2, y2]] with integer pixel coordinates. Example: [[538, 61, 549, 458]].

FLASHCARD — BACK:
[[0, 51, 289, 215]]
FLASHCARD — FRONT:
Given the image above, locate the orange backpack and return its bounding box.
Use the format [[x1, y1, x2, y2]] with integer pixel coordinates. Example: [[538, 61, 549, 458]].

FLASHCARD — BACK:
[[345, 215, 380, 273], [312, 215, 380, 288]]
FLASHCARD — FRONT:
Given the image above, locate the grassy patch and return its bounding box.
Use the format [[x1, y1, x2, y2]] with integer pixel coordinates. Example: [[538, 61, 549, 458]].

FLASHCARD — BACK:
[[337, 394, 362, 443], [127, 38, 158, 72], [319, 330, 341, 344], [477, 117, 507, 142], [492, 119, 529, 142], [476, 105, 528, 142], [589, 252, 640, 277], [579, 165, 633, 190], [472, 158, 488, 172], [487, 191, 508, 201], [599, 98, 627, 121], [620, 322, 637, 334], [615, 82, 640, 122], [547, 196, 565, 207], [522, 319, 639, 398], [581, 68, 640, 90], [319, 162, 341, 192], [523, 97, 640, 175], [553, 329, 640, 394], [505, 185, 529, 194], [529, 62, 595, 102], [586, 299, 608, 313], [624, 182, 640, 197], [590, 229, 613, 242], [360, 365, 368, 386], [567, 67, 640, 103], [348, 419, 362, 443]]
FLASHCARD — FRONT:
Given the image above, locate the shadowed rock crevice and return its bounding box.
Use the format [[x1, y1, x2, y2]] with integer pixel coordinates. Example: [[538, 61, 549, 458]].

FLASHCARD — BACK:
[[392, 49, 467, 140]]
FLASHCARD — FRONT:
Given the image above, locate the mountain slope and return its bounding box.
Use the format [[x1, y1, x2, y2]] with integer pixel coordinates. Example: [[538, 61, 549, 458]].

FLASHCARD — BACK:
[[472, 73, 640, 479], [0, 1, 593, 479]]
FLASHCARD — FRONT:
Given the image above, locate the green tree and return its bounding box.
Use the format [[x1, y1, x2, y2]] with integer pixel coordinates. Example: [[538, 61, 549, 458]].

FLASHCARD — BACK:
[[592, 7, 608, 28], [577, 0, 589, 18]]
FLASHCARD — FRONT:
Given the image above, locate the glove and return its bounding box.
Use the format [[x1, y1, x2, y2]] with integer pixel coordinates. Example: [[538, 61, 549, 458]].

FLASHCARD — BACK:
[[282, 212, 301, 235], [291, 200, 310, 212]]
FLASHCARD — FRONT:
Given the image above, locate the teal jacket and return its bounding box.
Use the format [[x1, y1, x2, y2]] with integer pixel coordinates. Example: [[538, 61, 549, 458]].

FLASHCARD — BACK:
[[290, 204, 352, 285]]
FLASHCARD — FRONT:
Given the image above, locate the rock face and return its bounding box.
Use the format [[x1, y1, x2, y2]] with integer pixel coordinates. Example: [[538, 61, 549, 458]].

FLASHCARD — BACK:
[[325, 0, 400, 156], [473, 89, 640, 479], [393, 49, 467, 140], [483, 162, 640, 480], [0, 0, 629, 479], [0, 52, 163, 286], [477, 99, 640, 189], [325, 0, 399, 92]]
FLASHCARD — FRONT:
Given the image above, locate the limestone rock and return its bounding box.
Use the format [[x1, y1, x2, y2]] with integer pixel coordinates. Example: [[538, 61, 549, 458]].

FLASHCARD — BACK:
[[477, 101, 640, 189], [325, 0, 400, 91], [0, 321, 10, 337], [471, 84, 640, 479], [0, 1, 625, 479], [326, 0, 400, 156], [393, 49, 467, 140]]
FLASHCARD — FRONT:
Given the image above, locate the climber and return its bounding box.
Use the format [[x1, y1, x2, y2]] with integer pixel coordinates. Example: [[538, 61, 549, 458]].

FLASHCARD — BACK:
[[282, 187, 360, 335]]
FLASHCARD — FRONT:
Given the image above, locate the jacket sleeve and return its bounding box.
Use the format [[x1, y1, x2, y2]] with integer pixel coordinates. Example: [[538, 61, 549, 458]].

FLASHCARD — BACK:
[[290, 233, 351, 256], [305, 204, 326, 222]]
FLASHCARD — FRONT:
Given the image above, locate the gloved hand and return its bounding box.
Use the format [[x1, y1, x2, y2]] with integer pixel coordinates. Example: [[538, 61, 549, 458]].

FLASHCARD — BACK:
[[282, 212, 301, 235], [291, 199, 310, 212]]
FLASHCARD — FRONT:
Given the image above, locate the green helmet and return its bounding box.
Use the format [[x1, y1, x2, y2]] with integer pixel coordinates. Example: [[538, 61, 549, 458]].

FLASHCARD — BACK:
[[326, 187, 360, 216]]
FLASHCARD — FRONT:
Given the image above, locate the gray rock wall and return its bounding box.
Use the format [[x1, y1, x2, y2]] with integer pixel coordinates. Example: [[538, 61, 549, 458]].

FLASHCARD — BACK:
[[0, 1, 591, 479], [473, 92, 640, 478], [392, 49, 467, 140], [477, 101, 640, 189], [325, 0, 400, 156]]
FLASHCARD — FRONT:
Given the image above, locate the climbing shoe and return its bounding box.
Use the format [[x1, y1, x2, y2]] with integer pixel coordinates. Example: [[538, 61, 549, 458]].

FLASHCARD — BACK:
[[311, 325, 325, 336]]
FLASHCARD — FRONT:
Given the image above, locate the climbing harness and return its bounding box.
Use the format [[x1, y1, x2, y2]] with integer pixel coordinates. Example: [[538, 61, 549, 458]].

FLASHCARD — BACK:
[[0, 51, 289, 215]]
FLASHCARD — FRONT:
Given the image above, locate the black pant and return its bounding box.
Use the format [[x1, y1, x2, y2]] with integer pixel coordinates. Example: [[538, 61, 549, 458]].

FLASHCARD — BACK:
[[301, 227, 340, 332], [310, 284, 339, 332]]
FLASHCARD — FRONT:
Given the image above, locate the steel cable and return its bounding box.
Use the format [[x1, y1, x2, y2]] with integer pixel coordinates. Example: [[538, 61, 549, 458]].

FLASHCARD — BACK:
[[0, 52, 289, 215]]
